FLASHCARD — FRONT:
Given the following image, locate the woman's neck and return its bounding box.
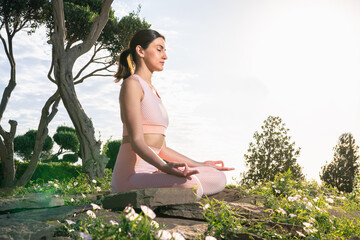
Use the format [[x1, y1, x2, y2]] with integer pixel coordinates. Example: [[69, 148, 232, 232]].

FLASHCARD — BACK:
[[134, 67, 153, 85]]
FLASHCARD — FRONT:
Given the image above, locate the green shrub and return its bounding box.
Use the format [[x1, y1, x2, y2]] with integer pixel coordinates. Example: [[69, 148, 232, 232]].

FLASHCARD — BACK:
[[103, 139, 121, 170], [62, 154, 78, 163]]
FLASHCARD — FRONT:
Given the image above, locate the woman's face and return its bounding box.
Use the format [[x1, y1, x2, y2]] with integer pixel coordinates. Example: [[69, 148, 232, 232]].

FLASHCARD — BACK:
[[140, 37, 168, 72]]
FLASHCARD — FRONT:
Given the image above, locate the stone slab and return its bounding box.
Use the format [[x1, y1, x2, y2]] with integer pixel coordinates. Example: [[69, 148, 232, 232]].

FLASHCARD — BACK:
[[102, 188, 196, 210], [0, 193, 64, 212]]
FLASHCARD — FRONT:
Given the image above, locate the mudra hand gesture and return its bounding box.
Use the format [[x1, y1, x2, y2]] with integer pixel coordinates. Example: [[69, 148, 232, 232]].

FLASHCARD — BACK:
[[203, 160, 235, 171]]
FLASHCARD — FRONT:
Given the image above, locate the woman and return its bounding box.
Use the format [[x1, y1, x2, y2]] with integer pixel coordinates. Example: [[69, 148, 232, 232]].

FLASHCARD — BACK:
[[111, 29, 234, 199]]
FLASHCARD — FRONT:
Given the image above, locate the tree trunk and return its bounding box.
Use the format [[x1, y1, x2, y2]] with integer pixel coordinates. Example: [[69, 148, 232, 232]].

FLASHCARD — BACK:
[[15, 91, 60, 187], [51, 0, 112, 179]]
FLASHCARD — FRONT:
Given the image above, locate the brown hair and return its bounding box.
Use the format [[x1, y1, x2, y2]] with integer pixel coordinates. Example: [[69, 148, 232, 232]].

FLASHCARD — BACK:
[[114, 29, 165, 82]]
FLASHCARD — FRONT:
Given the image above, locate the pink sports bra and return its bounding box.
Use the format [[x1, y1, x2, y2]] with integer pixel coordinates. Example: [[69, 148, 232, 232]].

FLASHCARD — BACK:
[[122, 74, 169, 136]]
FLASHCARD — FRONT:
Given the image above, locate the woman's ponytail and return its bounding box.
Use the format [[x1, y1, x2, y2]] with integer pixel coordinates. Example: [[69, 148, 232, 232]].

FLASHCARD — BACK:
[[114, 49, 134, 82]]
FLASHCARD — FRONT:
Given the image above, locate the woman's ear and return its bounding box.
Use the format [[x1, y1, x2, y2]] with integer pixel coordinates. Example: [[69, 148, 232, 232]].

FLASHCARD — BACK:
[[135, 45, 145, 58]]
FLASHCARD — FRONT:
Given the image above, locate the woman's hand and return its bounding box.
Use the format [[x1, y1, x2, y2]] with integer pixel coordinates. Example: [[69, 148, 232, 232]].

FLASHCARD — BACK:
[[203, 160, 235, 171], [159, 162, 199, 179]]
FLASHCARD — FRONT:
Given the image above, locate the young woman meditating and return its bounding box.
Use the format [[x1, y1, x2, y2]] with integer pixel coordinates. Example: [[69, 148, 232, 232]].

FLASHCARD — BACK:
[[111, 29, 234, 199]]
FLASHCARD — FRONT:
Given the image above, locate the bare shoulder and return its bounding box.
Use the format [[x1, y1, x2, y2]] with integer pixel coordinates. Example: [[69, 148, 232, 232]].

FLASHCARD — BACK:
[[120, 76, 143, 100]]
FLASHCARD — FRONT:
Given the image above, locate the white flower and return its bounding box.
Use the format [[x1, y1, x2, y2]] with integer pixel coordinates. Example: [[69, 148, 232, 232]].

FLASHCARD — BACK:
[[91, 203, 101, 210], [303, 222, 312, 228], [48, 181, 54, 184], [109, 220, 119, 226], [78, 232, 92, 240], [65, 219, 76, 225], [96, 186, 101, 192], [203, 203, 210, 210], [272, 185, 276, 188], [70, 198, 75, 202], [288, 194, 301, 202], [313, 197, 319, 202], [172, 232, 185, 240], [155, 230, 172, 240], [151, 220, 159, 228], [126, 212, 141, 222], [302, 197, 308, 202], [309, 217, 316, 223], [289, 214, 297, 218], [118, 228, 122, 233], [54, 194, 60, 198], [92, 179, 97, 184], [325, 198, 334, 204], [81, 193, 86, 198], [306, 202, 313, 210], [280, 178, 285, 182], [101, 224, 105, 228], [275, 189, 281, 194], [53, 183, 59, 188], [296, 231, 306, 237], [141, 205, 156, 219], [276, 207, 287, 215], [86, 210, 96, 219], [315, 206, 320, 211], [67, 185, 71, 190], [124, 206, 135, 215], [205, 236, 217, 240], [74, 181, 78, 186]]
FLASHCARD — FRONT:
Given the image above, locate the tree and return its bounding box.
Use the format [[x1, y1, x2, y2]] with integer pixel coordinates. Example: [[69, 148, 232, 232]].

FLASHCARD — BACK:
[[320, 133, 359, 193], [53, 126, 79, 154], [241, 116, 304, 185], [14, 130, 53, 161], [0, 0, 47, 187]]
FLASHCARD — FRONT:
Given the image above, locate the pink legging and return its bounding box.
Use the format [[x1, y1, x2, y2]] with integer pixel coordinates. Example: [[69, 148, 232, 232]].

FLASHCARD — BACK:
[[111, 143, 227, 199]]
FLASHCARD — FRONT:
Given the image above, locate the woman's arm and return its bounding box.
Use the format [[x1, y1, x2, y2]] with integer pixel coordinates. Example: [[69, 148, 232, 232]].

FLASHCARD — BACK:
[[159, 140, 235, 171], [120, 77, 198, 177]]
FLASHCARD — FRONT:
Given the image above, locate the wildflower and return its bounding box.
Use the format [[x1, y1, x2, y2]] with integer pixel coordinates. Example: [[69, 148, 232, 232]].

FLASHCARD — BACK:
[[276, 207, 287, 215], [53, 183, 59, 188], [280, 178, 285, 182], [54, 194, 60, 198], [48, 181, 54, 184], [313, 197, 319, 202], [155, 230, 172, 240], [289, 214, 297, 218], [67, 185, 71, 190], [303, 222, 312, 228], [306, 202, 313, 210], [141, 205, 156, 219], [101, 224, 105, 228], [124, 205, 135, 215], [110, 220, 119, 226], [288, 194, 301, 202], [96, 186, 101, 192], [272, 185, 276, 188], [81, 193, 86, 198], [275, 189, 281, 194], [78, 232, 92, 240], [315, 206, 320, 211], [203, 203, 210, 210], [172, 232, 185, 240], [92, 179, 97, 184], [325, 198, 334, 204], [205, 236, 217, 240], [86, 210, 96, 219], [74, 181, 78, 186], [91, 203, 101, 210], [70, 198, 75, 202], [151, 220, 160, 228], [309, 217, 316, 223], [118, 228, 122, 233], [302, 197, 308, 202], [296, 231, 306, 237], [65, 219, 76, 225]]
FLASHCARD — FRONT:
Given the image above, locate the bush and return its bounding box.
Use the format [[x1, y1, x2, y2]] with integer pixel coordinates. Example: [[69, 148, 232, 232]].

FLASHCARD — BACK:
[[62, 153, 78, 163], [102, 139, 121, 170]]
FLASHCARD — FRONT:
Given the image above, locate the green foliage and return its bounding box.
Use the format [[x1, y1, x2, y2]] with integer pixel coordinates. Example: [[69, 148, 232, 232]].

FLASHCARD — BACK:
[[14, 129, 53, 161], [53, 125, 80, 154], [242, 115, 304, 185], [100, 6, 151, 62], [320, 133, 360, 193], [102, 139, 121, 170], [0, 0, 47, 33], [62, 153, 78, 163]]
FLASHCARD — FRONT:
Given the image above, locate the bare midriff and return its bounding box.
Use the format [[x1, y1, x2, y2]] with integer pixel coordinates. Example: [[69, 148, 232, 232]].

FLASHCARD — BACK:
[[122, 133, 165, 149]]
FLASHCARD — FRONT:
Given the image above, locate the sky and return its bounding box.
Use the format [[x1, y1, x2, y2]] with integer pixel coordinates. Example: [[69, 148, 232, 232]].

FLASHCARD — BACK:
[[1, 0, 360, 184]]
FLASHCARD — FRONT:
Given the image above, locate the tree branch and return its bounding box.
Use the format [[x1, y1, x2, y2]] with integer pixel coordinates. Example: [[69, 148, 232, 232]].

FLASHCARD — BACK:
[[73, 44, 102, 81], [47, 56, 56, 84], [73, 64, 112, 84]]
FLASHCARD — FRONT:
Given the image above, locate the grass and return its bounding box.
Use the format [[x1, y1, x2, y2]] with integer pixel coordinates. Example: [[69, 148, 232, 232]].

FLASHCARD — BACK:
[[2, 169, 360, 239]]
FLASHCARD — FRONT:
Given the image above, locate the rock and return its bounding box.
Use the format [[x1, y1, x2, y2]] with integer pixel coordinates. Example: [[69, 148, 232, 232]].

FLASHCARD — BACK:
[[0, 193, 64, 212], [157, 203, 204, 220], [155, 216, 207, 240], [103, 188, 196, 210]]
